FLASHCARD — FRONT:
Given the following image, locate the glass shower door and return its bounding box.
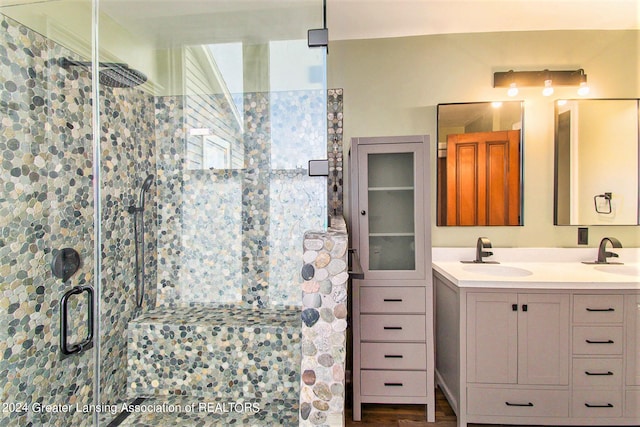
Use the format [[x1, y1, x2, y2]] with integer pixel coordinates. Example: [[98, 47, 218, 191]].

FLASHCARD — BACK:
[[0, 2, 97, 426]]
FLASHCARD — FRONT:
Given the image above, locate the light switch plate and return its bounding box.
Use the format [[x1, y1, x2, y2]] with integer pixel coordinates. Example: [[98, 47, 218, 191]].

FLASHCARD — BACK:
[[578, 227, 588, 245]]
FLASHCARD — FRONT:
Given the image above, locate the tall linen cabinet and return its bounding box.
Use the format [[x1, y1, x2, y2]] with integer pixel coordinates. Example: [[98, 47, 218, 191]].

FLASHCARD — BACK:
[[349, 135, 434, 421]]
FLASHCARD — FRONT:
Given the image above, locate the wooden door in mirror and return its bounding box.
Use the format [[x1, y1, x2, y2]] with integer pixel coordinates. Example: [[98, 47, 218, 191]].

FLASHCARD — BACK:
[[444, 130, 521, 225]]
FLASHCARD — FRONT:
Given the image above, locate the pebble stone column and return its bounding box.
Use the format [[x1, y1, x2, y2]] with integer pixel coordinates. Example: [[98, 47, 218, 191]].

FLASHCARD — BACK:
[[299, 217, 349, 426]]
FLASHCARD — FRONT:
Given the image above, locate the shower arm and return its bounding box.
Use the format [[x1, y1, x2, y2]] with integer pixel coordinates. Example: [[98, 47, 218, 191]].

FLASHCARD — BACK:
[[60, 57, 128, 69]]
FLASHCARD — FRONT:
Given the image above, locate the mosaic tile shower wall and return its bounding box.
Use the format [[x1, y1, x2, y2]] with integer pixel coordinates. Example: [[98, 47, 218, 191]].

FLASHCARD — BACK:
[[155, 90, 327, 308], [97, 81, 157, 412], [327, 89, 344, 217], [0, 13, 157, 426]]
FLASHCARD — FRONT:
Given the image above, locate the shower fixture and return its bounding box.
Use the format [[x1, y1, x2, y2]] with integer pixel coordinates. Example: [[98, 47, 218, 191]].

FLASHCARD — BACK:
[[59, 57, 147, 88], [128, 174, 154, 308]]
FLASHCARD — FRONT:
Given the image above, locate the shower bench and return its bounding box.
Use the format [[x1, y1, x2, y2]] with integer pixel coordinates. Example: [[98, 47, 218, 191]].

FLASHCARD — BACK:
[[126, 305, 301, 401]]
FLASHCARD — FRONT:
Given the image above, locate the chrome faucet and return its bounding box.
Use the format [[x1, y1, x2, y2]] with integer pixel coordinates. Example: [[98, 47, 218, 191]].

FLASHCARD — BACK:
[[596, 237, 623, 264], [475, 237, 494, 263]]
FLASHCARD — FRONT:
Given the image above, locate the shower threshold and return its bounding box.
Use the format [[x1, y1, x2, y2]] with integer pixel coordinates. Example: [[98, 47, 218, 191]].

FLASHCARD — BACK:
[[106, 395, 298, 426]]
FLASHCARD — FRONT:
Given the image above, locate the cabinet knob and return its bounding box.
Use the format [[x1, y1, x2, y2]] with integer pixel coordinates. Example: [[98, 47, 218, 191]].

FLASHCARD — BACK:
[[361, 210, 366, 215]]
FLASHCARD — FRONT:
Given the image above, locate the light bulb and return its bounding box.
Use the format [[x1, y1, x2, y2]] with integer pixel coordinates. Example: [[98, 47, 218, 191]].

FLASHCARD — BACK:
[[542, 79, 554, 96], [577, 81, 590, 96], [507, 82, 518, 97]]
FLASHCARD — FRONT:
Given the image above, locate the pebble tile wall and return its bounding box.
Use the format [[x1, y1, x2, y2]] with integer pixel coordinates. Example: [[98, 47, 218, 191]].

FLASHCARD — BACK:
[[127, 306, 300, 400], [299, 217, 349, 426], [327, 89, 344, 217], [155, 90, 327, 308]]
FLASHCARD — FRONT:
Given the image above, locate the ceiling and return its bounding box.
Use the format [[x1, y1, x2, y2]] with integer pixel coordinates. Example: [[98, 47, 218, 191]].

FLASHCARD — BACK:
[[327, 0, 640, 41], [1, 0, 638, 46]]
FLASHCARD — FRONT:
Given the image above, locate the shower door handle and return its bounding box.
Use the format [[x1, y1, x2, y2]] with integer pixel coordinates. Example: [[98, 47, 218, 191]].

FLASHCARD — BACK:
[[60, 285, 94, 359]]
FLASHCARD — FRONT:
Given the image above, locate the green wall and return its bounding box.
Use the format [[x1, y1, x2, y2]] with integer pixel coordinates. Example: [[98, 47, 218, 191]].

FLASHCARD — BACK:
[[328, 30, 640, 248]]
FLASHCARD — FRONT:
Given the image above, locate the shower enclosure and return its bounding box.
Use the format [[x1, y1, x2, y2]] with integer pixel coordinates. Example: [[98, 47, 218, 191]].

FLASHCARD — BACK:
[[0, 0, 327, 425]]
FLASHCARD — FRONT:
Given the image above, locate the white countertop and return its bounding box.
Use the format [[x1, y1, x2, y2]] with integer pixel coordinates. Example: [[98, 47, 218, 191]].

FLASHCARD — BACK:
[[432, 247, 640, 290]]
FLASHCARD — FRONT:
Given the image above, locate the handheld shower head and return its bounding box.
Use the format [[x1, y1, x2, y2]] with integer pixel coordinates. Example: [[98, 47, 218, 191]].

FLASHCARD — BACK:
[[138, 174, 154, 210], [142, 174, 154, 192]]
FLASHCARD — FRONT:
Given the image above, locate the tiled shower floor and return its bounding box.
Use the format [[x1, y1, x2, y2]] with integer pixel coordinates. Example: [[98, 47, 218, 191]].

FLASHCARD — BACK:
[[109, 396, 298, 426]]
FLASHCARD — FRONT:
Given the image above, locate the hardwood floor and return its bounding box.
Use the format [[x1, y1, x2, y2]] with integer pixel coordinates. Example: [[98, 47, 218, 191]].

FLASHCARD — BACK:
[[345, 387, 456, 427], [344, 387, 514, 427]]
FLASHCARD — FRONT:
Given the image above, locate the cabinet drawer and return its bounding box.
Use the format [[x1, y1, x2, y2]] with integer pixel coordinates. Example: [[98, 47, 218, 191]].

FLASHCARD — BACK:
[[571, 389, 622, 418], [573, 326, 623, 355], [572, 358, 623, 387], [360, 287, 426, 313], [573, 295, 623, 323], [360, 314, 426, 341], [361, 370, 427, 397], [467, 387, 568, 417], [361, 342, 426, 370]]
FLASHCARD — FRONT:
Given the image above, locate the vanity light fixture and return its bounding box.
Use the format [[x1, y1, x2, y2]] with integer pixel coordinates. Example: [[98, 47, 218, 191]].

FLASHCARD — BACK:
[[542, 79, 554, 96], [494, 69, 588, 97], [577, 81, 590, 96]]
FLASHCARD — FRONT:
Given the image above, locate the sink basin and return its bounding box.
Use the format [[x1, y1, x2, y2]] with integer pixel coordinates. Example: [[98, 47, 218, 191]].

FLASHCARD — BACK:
[[461, 264, 533, 277], [594, 264, 640, 277]]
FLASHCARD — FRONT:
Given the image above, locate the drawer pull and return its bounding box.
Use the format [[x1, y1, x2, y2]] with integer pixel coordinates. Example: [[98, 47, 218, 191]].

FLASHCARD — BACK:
[[384, 382, 404, 387], [505, 402, 534, 407], [383, 326, 403, 330], [383, 298, 403, 302], [585, 370, 614, 376], [585, 339, 614, 344], [585, 403, 614, 408], [384, 354, 404, 359], [586, 307, 615, 312]]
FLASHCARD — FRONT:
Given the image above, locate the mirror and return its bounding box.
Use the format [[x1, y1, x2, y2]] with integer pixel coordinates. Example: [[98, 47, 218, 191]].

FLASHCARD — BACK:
[[554, 99, 640, 225], [437, 101, 524, 226]]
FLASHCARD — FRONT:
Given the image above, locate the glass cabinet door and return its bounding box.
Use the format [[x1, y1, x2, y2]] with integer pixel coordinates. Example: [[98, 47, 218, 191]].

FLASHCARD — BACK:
[[357, 142, 425, 279]]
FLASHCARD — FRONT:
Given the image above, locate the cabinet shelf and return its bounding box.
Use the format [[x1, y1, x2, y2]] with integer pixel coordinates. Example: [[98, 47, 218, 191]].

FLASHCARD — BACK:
[[369, 233, 415, 237], [368, 186, 414, 192]]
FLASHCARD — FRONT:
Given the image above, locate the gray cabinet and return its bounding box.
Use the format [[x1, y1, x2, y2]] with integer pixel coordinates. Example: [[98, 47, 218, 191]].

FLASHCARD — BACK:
[[467, 292, 570, 386], [625, 294, 640, 418], [434, 272, 640, 427], [350, 135, 434, 422]]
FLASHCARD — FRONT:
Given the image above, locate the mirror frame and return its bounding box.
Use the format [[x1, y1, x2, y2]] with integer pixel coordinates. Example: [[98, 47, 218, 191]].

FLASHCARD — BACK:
[[436, 101, 525, 226]]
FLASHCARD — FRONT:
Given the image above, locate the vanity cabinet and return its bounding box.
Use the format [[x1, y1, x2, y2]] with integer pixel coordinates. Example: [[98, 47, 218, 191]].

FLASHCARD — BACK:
[[625, 294, 640, 418], [571, 294, 624, 419], [434, 271, 640, 427], [467, 292, 569, 386], [466, 292, 570, 419], [350, 135, 434, 422]]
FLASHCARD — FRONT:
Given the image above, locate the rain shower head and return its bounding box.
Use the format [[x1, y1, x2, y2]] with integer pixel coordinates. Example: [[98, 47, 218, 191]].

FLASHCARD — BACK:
[[59, 57, 147, 88]]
